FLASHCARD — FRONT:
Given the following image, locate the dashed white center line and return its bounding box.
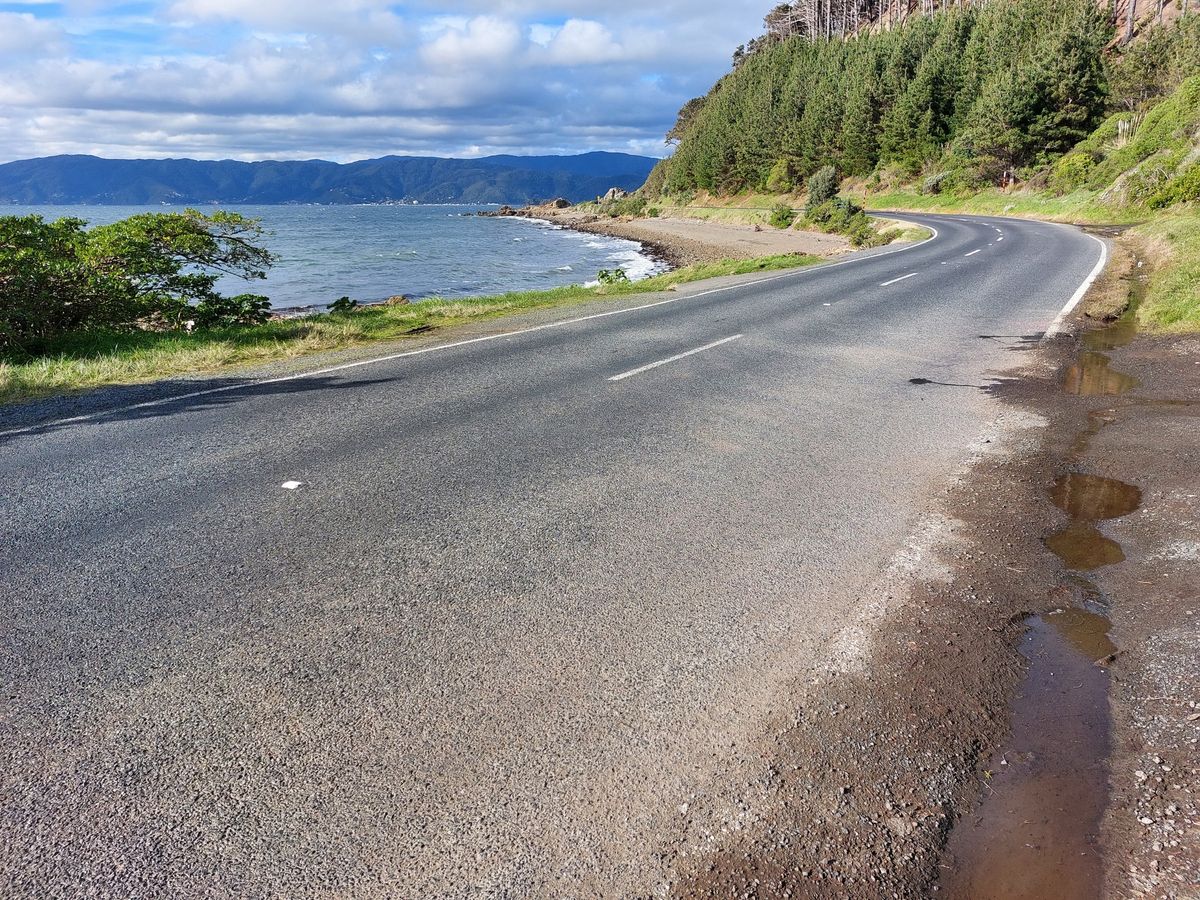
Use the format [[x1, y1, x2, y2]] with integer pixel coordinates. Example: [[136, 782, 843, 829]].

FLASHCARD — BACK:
[[996, 236, 1004, 242], [965, 249, 983, 257], [880, 272, 919, 287], [281, 481, 304, 490], [607, 334, 743, 382]]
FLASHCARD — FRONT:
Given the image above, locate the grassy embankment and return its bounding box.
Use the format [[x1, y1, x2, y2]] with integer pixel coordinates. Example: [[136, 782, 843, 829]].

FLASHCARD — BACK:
[[0, 253, 819, 406]]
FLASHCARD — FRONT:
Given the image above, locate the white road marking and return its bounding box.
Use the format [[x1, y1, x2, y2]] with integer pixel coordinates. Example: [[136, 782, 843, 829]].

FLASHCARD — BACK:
[[964, 249, 983, 257], [996, 236, 1004, 242], [2, 222, 946, 438], [607, 334, 743, 382], [281, 481, 303, 490], [880, 272, 918, 287], [823, 302, 832, 306], [1044, 231, 1110, 339]]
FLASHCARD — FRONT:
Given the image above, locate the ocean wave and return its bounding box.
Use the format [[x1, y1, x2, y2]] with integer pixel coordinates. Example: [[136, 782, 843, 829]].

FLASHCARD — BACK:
[[605, 248, 658, 281]]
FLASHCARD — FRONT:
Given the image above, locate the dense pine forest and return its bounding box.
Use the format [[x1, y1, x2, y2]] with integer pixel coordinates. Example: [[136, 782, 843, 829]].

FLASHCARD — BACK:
[[648, 0, 1200, 200]]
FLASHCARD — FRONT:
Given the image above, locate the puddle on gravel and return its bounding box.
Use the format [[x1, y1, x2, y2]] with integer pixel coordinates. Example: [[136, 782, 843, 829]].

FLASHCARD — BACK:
[[1049, 473, 1143, 521], [1063, 352, 1138, 396], [1045, 523, 1127, 570], [938, 609, 1115, 900], [1044, 473, 1141, 572], [1082, 316, 1138, 352]]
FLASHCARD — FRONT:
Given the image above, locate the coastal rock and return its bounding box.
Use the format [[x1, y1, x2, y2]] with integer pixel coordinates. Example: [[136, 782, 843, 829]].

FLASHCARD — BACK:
[[601, 187, 629, 202], [547, 198, 571, 209], [384, 295, 410, 306]]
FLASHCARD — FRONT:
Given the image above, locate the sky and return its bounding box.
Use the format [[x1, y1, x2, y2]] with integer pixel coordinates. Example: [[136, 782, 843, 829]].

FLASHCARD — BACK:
[[0, 0, 769, 163]]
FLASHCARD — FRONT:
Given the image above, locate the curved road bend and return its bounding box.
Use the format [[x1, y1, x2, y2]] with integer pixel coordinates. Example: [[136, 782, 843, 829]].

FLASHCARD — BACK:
[[1, 213, 1103, 897]]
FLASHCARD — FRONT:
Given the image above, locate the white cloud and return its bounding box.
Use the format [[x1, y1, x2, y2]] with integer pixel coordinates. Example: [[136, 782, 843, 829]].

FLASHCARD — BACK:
[[0, 1, 770, 162], [0, 12, 64, 56], [420, 16, 524, 70]]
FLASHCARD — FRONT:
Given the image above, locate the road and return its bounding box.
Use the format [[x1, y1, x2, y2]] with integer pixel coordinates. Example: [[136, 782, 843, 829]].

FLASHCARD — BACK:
[[0, 213, 1104, 898]]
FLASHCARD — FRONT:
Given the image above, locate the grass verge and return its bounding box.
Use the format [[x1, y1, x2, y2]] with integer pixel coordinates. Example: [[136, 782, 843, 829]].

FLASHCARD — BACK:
[[1133, 214, 1200, 331], [0, 253, 820, 406]]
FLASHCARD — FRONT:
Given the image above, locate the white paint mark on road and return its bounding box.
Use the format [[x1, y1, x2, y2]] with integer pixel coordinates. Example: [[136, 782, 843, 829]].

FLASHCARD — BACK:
[[281, 481, 304, 490], [880, 272, 918, 287], [607, 334, 743, 383], [996, 236, 1004, 242], [1044, 231, 1110, 339], [964, 249, 983, 257], [823, 302, 832, 306]]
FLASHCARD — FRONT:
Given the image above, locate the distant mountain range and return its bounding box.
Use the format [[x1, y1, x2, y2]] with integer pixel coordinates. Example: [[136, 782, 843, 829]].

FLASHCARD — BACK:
[[0, 152, 660, 205]]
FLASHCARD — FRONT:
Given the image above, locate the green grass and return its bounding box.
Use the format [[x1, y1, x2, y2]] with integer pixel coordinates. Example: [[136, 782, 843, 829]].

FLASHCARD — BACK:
[[859, 188, 1117, 222], [1134, 214, 1200, 331], [0, 253, 820, 405]]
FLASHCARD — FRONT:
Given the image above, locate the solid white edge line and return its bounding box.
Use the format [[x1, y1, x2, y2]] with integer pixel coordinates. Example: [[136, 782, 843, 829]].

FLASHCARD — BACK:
[[1043, 230, 1109, 339], [607, 334, 744, 382], [880, 272, 918, 287], [1, 220, 941, 438]]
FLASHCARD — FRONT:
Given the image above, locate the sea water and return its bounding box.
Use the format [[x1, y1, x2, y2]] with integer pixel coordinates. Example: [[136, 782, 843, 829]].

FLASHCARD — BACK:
[[4, 203, 662, 309]]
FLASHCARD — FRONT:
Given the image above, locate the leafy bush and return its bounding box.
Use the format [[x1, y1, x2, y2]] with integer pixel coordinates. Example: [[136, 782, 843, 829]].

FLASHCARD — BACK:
[[769, 203, 797, 229], [1, 209, 274, 352], [805, 165, 839, 216], [1049, 152, 1097, 193], [597, 268, 629, 285], [646, 207, 661, 218], [598, 196, 648, 218], [0, 216, 104, 352], [329, 296, 360, 313], [192, 294, 272, 328], [805, 196, 889, 247], [1148, 162, 1200, 209]]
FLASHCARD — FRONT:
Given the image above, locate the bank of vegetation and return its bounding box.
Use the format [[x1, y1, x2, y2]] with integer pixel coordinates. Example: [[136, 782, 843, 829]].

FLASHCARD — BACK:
[[646, 0, 1200, 327]]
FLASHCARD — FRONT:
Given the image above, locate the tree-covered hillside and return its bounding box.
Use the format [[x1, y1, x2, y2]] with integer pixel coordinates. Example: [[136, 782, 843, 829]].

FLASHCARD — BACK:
[[649, 0, 1198, 198]]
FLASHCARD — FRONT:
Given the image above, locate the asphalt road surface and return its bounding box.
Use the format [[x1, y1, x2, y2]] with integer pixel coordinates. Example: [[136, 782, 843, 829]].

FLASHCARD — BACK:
[[1, 213, 1104, 898]]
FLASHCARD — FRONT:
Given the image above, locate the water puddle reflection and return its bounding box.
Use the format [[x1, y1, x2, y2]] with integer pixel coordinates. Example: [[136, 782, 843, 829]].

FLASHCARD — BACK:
[[1064, 352, 1138, 396], [1049, 472, 1143, 521], [939, 610, 1114, 899]]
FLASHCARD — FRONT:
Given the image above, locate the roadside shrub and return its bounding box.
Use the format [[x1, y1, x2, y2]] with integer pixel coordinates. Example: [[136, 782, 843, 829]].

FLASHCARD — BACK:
[[769, 202, 796, 229], [804, 165, 839, 217], [0, 216, 104, 352], [597, 268, 629, 285], [1049, 152, 1097, 193], [805, 196, 888, 248], [646, 207, 661, 218], [192, 293, 272, 328], [1148, 162, 1200, 209], [329, 296, 360, 313], [599, 196, 648, 218]]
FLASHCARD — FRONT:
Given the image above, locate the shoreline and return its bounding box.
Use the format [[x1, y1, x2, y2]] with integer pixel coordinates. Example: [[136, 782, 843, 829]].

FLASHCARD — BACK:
[[492, 201, 853, 268]]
